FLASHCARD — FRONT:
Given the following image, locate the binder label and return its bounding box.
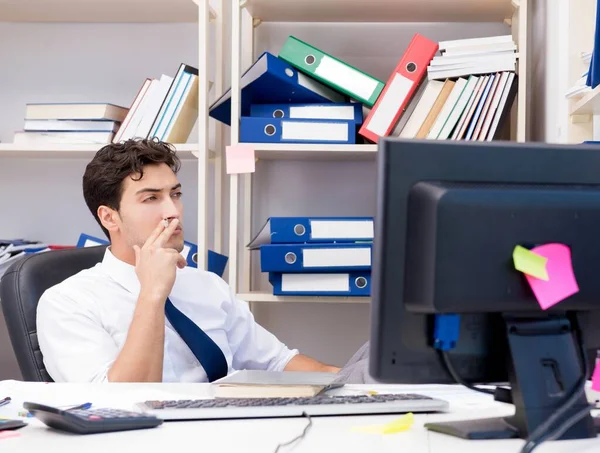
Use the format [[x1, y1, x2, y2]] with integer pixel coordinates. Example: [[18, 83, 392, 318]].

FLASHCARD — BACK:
[[315, 56, 379, 101]]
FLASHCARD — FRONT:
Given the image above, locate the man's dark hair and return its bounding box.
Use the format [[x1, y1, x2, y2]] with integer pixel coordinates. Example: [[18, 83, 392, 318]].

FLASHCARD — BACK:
[[83, 138, 181, 239]]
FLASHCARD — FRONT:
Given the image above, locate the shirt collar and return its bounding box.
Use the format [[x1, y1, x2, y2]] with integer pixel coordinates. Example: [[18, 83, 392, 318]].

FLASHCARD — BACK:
[[101, 247, 141, 295]]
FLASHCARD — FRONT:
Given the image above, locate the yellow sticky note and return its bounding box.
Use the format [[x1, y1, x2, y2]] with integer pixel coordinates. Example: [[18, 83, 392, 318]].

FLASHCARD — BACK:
[[225, 144, 256, 174], [513, 245, 549, 281], [352, 412, 414, 434]]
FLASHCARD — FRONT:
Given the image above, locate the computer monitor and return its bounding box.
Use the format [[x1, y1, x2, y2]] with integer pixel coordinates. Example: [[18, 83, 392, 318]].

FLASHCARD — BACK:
[[369, 139, 600, 442]]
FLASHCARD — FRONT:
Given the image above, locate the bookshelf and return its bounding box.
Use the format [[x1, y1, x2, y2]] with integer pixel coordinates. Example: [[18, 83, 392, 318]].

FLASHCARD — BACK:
[[563, 0, 597, 142], [227, 0, 531, 304], [0, 143, 204, 160], [0, 0, 224, 271]]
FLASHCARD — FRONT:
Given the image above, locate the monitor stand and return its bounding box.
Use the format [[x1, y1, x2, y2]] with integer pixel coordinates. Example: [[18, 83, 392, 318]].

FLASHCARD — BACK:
[[425, 315, 599, 440]]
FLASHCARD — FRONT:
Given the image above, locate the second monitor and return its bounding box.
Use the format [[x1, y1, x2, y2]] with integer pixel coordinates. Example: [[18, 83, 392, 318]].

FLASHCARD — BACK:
[[369, 139, 600, 442]]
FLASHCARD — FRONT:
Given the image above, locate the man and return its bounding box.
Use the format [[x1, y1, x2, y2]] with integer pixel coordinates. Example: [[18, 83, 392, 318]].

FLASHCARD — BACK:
[[37, 138, 340, 383]]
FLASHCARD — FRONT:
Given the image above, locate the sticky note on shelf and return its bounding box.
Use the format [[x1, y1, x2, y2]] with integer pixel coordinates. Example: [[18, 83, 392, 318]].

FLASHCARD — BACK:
[[225, 144, 256, 174], [513, 245, 549, 280], [523, 243, 579, 310], [352, 412, 414, 434]]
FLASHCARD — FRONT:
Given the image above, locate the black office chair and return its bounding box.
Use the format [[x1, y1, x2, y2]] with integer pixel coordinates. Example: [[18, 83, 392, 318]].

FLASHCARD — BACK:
[[0, 246, 106, 381]]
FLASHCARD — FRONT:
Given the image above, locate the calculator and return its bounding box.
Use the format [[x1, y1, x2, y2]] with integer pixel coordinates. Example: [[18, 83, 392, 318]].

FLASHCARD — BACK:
[[23, 402, 163, 434]]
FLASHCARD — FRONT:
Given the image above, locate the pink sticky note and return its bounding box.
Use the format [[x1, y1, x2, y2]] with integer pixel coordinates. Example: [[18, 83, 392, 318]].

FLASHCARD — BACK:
[[0, 430, 20, 440], [524, 243, 579, 310], [225, 144, 255, 174], [592, 361, 600, 392]]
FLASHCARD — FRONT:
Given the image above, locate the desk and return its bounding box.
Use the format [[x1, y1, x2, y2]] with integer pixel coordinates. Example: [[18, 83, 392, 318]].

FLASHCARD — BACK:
[[0, 380, 599, 453]]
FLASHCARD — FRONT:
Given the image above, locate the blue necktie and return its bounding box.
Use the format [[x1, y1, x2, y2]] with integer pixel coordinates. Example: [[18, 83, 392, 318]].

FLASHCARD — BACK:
[[165, 298, 228, 382]]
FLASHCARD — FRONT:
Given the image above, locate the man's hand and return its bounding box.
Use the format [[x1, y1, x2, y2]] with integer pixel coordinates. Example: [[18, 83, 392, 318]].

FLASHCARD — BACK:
[[284, 354, 341, 373], [133, 218, 187, 302]]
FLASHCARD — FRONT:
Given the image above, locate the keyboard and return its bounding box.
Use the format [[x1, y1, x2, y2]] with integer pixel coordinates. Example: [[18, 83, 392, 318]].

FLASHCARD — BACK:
[[135, 393, 449, 420]]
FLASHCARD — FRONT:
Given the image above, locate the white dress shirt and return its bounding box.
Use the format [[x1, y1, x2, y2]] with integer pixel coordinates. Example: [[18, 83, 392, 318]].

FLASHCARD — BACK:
[[36, 248, 298, 383]]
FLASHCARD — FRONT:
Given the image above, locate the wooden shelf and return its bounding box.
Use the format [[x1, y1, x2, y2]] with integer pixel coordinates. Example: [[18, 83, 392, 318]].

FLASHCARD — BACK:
[[251, 144, 378, 161], [570, 86, 600, 116], [0, 143, 204, 159], [243, 0, 514, 23], [237, 292, 370, 304], [0, 0, 216, 23]]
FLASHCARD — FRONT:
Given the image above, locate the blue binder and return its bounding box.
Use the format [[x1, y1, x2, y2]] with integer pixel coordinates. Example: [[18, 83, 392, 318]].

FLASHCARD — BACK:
[[260, 243, 372, 273], [268, 272, 371, 296], [209, 52, 346, 126], [240, 117, 356, 144], [75, 234, 228, 277], [249, 103, 363, 126], [183, 241, 229, 278], [247, 217, 374, 249]]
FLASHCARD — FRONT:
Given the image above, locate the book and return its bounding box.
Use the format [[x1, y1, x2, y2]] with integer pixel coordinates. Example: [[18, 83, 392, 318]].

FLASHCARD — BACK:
[[212, 370, 342, 398], [24, 103, 128, 122]]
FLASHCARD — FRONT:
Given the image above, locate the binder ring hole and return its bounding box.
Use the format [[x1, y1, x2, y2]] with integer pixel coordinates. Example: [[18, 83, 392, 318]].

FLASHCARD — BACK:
[[284, 252, 297, 264], [355, 277, 368, 289], [273, 109, 285, 118], [406, 62, 417, 73], [264, 124, 276, 136], [294, 224, 306, 236], [191, 253, 197, 264], [305, 54, 316, 65], [285, 68, 294, 77]]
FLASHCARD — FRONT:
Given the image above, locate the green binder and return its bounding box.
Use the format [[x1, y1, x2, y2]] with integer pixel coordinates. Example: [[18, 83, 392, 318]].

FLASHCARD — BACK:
[[278, 36, 385, 107]]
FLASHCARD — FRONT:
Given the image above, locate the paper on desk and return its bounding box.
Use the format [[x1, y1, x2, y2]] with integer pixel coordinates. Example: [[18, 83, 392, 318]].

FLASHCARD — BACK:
[[226, 144, 256, 174], [523, 243, 579, 310], [352, 412, 414, 434], [513, 245, 548, 280]]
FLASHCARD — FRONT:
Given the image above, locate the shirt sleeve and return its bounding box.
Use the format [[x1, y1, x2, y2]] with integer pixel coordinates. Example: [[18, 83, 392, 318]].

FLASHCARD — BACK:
[[217, 278, 299, 372], [37, 286, 117, 383]]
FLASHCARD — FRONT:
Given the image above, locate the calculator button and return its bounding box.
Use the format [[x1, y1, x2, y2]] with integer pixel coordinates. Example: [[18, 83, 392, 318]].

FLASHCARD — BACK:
[[88, 415, 103, 421]]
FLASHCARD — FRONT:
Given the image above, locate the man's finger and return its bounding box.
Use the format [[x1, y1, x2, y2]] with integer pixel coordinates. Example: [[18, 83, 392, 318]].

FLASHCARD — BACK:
[[177, 254, 187, 269], [133, 245, 141, 265], [144, 219, 167, 247], [154, 218, 179, 248]]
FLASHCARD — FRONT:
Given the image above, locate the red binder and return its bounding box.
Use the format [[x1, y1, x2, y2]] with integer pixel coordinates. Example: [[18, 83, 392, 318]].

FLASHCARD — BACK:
[[359, 34, 439, 143]]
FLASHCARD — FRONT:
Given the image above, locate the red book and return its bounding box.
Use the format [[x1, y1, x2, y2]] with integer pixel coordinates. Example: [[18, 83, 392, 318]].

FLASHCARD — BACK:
[[359, 34, 439, 143]]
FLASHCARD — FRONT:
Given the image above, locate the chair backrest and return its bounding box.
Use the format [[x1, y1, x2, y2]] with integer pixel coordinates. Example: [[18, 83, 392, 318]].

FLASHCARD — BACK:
[[0, 246, 106, 381]]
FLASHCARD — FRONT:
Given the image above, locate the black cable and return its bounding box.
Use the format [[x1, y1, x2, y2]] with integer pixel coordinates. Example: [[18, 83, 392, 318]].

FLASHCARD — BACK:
[[440, 350, 495, 395], [274, 412, 313, 453], [518, 326, 591, 453]]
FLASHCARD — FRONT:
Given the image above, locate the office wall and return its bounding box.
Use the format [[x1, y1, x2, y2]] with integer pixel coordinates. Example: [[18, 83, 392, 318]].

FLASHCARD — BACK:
[[1, 17, 534, 380]]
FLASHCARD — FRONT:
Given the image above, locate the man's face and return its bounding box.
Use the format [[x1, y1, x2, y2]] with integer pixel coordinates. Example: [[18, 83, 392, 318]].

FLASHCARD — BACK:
[[115, 163, 184, 252]]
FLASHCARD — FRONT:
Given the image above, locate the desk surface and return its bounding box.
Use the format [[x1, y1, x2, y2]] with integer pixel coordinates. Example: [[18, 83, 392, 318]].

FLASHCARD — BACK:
[[0, 380, 599, 453]]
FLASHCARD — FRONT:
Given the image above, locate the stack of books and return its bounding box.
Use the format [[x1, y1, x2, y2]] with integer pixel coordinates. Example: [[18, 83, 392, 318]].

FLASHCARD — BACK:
[[248, 217, 374, 297], [394, 35, 519, 141], [114, 63, 200, 144], [13, 103, 128, 145], [209, 33, 518, 145], [566, 51, 593, 100], [0, 239, 72, 278]]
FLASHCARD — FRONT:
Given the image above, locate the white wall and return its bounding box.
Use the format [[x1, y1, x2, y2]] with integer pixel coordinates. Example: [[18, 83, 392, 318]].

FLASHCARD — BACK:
[[1, 16, 538, 379]]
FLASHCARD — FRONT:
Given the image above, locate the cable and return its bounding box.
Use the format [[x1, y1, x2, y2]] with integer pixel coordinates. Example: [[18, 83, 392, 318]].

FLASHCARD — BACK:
[[518, 325, 591, 453], [274, 412, 313, 453], [521, 403, 597, 453], [439, 350, 495, 396]]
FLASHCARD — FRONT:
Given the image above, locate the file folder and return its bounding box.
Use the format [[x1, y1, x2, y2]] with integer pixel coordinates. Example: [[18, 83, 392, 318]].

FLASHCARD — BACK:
[[260, 243, 372, 273], [250, 103, 363, 125], [269, 272, 371, 296], [209, 52, 345, 126], [248, 217, 374, 249], [182, 241, 228, 278], [279, 36, 384, 107], [359, 33, 439, 143], [240, 117, 355, 144]]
